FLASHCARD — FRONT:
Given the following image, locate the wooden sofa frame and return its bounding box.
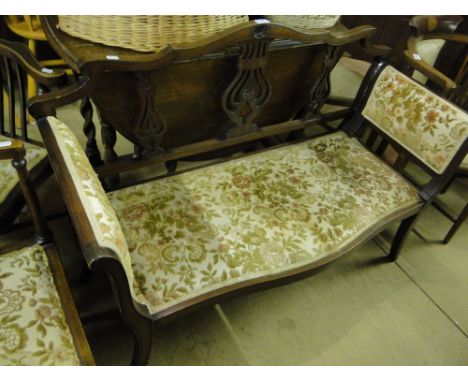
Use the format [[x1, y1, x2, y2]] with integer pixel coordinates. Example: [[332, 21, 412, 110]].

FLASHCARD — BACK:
[[28, 21, 467, 365]]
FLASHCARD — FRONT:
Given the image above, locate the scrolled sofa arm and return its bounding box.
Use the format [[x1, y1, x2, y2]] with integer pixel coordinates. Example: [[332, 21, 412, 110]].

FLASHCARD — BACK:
[[37, 116, 147, 311]]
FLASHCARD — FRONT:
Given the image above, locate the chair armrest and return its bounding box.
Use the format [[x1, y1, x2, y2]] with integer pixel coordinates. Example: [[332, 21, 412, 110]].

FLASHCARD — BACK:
[[403, 49, 457, 91], [28, 75, 91, 119], [422, 34, 468, 45], [0, 38, 67, 87], [0, 139, 26, 160]]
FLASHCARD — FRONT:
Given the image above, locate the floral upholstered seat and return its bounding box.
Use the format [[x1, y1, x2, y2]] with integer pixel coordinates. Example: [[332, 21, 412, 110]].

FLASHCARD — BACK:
[[107, 131, 421, 316], [0, 245, 81, 365], [0, 135, 47, 204]]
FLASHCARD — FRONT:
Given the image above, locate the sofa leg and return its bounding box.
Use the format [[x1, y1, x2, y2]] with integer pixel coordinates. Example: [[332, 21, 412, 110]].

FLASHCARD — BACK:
[[94, 258, 154, 365], [79, 262, 92, 284], [128, 317, 153, 366], [443, 202, 468, 244], [389, 214, 419, 261]]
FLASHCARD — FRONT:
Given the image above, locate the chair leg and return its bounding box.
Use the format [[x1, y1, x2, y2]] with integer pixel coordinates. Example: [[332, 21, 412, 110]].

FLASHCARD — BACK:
[[389, 214, 419, 261], [96, 258, 154, 365], [443, 202, 468, 244], [440, 174, 455, 194], [79, 261, 92, 284], [129, 316, 153, 366]]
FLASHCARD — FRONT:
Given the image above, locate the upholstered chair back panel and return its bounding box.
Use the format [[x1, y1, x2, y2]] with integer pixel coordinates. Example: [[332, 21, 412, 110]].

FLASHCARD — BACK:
[[362, 65, 468, 174]]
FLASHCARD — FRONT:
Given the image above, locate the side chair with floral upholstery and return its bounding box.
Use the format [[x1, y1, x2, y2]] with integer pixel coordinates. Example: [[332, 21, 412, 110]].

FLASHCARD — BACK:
[[0, 38, 68, 233], [27, 21, 467, 365], [0, 139, 94, 365], [404, 15, 468, 243]]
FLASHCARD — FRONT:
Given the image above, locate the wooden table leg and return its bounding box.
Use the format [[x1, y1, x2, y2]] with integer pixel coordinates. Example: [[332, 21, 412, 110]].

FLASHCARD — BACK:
[[80, 95, 102, 167], [100, 116, 120, 190]]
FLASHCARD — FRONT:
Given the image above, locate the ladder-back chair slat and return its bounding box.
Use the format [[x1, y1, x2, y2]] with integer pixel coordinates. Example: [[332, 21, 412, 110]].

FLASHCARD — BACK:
[[13, 61, 28, 141], [3, 57, 15, 138]]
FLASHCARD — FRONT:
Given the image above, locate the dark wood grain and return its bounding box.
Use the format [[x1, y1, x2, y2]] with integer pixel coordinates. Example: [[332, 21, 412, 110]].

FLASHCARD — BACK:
[[38, 16, 389, 171]]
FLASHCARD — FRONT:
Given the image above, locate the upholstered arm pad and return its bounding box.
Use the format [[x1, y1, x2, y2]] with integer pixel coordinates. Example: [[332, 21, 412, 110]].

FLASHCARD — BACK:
[[40, 117, 143, 305]]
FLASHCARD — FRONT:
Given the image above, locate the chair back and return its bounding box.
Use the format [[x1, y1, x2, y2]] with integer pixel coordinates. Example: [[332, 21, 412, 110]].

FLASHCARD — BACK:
[[342, 63, 468, 199], [0, 39, 67, 143], [1, 46, 28, 140], [362, 65, 468, 175]]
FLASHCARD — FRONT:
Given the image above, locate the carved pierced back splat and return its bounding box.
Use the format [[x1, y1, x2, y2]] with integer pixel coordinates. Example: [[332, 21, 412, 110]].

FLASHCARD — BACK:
[[221, 24, 272, 138], [134, 72, 166, 154], [301, 45, 342, 119]]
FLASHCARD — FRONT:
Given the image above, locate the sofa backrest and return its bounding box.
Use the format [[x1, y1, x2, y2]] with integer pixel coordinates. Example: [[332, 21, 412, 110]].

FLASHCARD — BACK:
[[362, 65, 468, 175]]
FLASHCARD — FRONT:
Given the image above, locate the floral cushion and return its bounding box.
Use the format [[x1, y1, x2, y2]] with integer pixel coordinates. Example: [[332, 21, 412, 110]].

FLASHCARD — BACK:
[[108, 132, 421, 316], [45, 117, 137, 300], [362, 65, 468, 174], [0, 135, 47, 204], [0, 245, 81, 365]]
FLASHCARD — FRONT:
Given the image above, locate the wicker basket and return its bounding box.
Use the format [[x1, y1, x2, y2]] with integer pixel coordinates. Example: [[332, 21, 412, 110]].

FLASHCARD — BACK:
[[58, 15, 249, 52], [268, 15, 340, 30]]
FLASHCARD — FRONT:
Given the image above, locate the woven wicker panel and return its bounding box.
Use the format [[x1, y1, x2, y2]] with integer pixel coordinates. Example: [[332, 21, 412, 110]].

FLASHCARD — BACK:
[[268, 15, 340, 30], [58, 15, 249, 52]]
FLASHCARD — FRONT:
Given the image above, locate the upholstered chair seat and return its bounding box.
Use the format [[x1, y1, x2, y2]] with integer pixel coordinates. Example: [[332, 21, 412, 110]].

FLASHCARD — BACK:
[[0, 245, 82, 365], [0, 136, 47, 205], [107, 131, 421, 317]]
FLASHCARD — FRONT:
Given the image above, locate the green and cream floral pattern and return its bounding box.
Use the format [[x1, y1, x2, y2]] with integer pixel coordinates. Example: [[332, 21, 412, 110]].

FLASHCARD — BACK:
[[108, 132, 421, 316], [362, 65, 468, 174], [0, 136, 47, 203], [46, 117, 137, 299], [0, 245, 80, 365]]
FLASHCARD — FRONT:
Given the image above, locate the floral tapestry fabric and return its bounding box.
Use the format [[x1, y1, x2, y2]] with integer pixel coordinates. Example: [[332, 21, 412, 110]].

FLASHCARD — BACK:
[[45, 117, 137, 300], [0, 245, 80, 365], [0, 136, 47, 203], [108, 132, 421, 316], [362, 65, 468, 174]]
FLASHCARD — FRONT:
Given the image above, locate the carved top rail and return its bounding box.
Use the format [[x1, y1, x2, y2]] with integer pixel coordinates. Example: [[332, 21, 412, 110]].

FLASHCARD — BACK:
[[41, 16, 388, 74], [33, 17, 390, 179]]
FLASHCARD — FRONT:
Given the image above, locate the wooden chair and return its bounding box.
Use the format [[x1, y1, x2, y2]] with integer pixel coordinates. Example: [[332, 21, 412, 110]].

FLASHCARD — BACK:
[[29, 21, 467, 365], [0, 139, 94, 365], [4, 16, 69, 100], [404, 15, 467, 243], [0, 38, 67, 234]]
